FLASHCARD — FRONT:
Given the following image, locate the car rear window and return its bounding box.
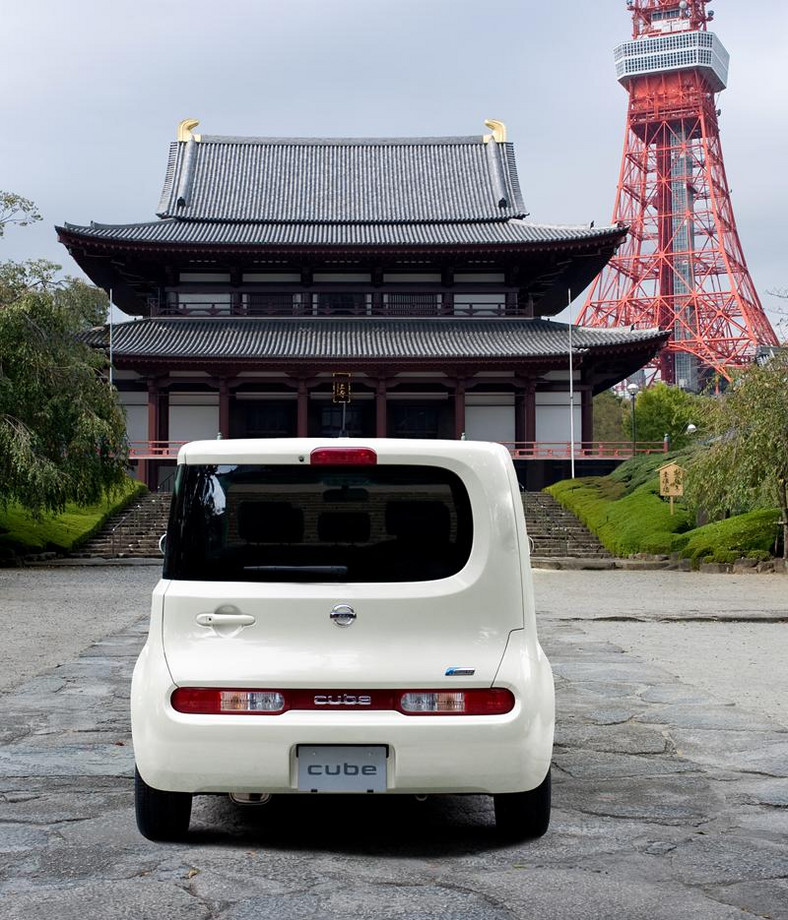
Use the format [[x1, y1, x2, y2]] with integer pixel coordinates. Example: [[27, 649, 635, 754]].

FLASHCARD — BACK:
[[163, 464, 473, 583]]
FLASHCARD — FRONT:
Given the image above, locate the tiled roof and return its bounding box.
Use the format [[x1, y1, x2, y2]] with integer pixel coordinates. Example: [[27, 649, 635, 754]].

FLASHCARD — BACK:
[[59, 130, 626, 258], [86, 317, 665, 362], [61, 217, 621, 249], [154, 135, 526, 222]]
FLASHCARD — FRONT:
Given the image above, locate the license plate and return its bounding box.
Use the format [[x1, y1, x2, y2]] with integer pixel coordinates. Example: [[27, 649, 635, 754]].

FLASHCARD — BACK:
[[297, 745, 387, 793]]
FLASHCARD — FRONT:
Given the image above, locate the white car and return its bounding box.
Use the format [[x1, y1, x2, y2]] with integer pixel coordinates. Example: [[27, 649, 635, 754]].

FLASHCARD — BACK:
[[131, 438, 554, 840]]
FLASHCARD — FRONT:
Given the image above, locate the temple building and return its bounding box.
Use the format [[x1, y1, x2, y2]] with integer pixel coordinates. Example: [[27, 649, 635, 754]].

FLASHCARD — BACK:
[[58, 119, 667, 488]]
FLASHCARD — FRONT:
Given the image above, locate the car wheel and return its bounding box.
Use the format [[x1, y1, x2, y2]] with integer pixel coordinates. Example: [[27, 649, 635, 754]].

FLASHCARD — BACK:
[[493, 768, 551, 840], [134, 766, 192, 841]]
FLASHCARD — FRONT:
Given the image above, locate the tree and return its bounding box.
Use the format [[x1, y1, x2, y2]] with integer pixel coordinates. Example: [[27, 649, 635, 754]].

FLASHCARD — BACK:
[[632, 382, 708, 450], [685, 351, 788, 558], [0, 191, 41, 237], [592, 389, 627, 443], [0, 259, 128, 515]]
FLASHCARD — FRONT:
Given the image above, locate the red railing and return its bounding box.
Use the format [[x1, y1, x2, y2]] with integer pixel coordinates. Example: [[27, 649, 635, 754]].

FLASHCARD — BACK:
[[502, 441, 668, 459], [128, 440, 667, 461], [128, 441, 187, 460]]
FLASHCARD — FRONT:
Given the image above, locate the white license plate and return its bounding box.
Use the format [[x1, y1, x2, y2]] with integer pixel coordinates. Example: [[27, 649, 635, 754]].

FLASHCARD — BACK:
[[297, 745, 387, 793]]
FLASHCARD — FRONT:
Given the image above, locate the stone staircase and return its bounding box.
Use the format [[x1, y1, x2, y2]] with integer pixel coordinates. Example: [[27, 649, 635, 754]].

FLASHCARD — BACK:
[[74, 492, 172, 558], [72, 488, 609, 562], [522, 491, 611, 560]]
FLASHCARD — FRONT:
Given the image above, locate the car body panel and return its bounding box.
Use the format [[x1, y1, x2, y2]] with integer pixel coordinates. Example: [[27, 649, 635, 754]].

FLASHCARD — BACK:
[[131, 438, 554, 798]]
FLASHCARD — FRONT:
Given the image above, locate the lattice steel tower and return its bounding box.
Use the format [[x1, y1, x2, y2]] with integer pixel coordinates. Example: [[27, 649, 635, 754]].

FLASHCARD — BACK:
[[577, 0, 777, 389]]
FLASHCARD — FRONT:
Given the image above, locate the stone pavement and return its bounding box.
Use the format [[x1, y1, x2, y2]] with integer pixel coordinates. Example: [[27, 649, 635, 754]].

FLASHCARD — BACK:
[[0, 578, 787, 919]]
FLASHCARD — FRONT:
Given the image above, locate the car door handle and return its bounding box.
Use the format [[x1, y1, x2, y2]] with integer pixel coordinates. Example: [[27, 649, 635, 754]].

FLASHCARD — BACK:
[[195, 613, 256, 628]]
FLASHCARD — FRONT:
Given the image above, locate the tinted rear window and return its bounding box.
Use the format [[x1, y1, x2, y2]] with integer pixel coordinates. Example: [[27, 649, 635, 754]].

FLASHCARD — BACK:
[[163, 464, 473, 582]]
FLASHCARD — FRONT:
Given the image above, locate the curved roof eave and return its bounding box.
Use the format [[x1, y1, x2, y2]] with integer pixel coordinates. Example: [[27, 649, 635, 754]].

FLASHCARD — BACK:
[[56, 220, 626, 252]]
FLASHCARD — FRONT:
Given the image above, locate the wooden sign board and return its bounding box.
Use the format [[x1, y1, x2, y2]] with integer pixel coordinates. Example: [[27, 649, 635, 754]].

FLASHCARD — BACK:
[[659, 462, 685, 497], [332, 372, 352, 404], [658, 462, 685, 514]]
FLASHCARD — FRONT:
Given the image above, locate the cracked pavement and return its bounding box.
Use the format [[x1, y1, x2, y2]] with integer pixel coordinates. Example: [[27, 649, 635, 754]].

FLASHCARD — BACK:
[[0, 567, 786, 919]]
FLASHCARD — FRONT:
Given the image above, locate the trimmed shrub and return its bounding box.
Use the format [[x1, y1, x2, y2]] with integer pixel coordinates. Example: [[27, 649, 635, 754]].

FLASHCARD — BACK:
[[639, 531, 690, 555], [0, 477, 146, 560], [681, 509, 781, 566], [547, 454, 779, 562], [548, 475, 690, 557]]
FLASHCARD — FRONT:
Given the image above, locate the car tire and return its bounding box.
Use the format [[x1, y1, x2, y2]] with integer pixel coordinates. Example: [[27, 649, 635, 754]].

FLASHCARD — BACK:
[[134, 766, 192, 841], [493, 768, 551, 840]]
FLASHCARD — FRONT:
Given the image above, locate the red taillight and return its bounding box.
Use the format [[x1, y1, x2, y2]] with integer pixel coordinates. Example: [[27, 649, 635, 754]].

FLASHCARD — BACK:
[[397, 689, 514, 716], [171, 688, 287, 715], [310, 447, 377, 466], [171, 687, 514, 716]]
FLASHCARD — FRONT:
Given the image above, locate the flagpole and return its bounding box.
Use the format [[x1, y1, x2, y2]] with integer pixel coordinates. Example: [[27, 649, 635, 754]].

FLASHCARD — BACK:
[[568, 288, 576, 479], [108, 288, 114, 387]]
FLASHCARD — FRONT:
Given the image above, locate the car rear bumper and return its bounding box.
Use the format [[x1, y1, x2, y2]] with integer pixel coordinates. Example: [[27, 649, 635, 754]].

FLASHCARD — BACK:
[[131, 645, 554, 796]]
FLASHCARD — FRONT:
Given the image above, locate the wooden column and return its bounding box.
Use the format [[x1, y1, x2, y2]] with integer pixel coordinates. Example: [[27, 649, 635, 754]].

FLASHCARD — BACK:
[[525, 383, 537, 445], [454, 379, 466, 440], [146, 380, 160, 456], [375, 379, 387, 437], [158, 386, 169, 445], [141, 379, 164, 489], [581, 387, 594, 447], [143, 380, 170, 487], [515, 388, 525, 445], [219, 379, 231, 438], [297, 380, 309, 437]]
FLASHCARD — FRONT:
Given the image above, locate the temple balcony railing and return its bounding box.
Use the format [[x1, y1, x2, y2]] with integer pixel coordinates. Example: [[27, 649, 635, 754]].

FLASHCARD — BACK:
[[128, 441, 188, 460], [149, 292, 531, 319], [502, 441, 668, 459], [128, 440, 668, 462]]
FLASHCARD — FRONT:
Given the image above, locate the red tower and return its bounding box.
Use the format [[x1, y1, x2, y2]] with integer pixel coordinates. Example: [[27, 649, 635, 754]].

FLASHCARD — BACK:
[[577, 0, 778, 389]]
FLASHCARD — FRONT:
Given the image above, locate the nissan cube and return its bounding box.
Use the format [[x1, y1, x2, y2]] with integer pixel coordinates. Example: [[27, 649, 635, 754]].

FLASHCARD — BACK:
[[131, 438, 554, 840]]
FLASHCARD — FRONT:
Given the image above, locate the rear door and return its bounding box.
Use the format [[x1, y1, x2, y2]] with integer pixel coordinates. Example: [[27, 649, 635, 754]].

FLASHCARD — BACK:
[[161, 445, 525, 689]]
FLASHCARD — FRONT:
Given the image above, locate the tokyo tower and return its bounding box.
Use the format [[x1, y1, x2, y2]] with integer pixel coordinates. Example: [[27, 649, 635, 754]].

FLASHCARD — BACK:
[[577, 0, 778, 389]]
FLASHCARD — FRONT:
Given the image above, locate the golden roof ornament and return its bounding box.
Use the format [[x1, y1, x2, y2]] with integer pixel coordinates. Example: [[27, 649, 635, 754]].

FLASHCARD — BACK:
[[483, 119, 507, 143], [177, 118, 201, 142]]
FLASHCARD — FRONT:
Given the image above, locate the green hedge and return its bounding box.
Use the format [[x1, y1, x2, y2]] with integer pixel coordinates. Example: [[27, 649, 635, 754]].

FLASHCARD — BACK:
[[0, 477, 146, 560], [680, 510, 780, 564], [546, 455, 779, 564], [547, 476, 690, 557]]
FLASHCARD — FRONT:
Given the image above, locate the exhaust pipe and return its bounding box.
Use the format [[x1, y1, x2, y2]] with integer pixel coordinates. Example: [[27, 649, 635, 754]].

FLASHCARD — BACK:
[[229, 792, 272, 806]]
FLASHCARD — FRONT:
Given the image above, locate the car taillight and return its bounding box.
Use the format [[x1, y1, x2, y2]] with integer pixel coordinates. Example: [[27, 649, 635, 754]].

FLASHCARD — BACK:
[[170, 687, 514, 716], [310, 447, 377, 465], [171, 688, 286, 715], [398, 689, 514, 715]]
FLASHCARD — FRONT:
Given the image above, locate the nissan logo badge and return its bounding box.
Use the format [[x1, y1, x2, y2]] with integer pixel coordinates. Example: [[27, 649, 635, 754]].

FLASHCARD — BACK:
[[330, 604, 356, 627]]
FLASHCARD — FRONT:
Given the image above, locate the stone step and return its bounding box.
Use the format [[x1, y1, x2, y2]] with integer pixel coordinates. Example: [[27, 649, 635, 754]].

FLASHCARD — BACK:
[[522, 492, 610, 560], [76, 492, 172, 558], [75, 489, 611, 561]]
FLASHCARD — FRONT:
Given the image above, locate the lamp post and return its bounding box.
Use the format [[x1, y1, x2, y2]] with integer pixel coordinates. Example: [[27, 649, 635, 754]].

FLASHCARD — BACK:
[[626, 382, 639, 456]]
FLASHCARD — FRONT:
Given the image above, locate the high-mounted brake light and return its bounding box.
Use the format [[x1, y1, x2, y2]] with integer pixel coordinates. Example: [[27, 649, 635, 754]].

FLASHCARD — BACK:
[[310, 447, 377, 466]]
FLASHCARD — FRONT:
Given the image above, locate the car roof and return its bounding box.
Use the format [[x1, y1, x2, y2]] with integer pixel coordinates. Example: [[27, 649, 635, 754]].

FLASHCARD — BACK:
[[177, 438, 511, 469]]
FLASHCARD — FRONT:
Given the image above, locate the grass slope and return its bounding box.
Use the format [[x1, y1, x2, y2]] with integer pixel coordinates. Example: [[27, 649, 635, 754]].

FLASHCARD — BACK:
[[547, 455, 780, 564], [0, 478, 146, 560]]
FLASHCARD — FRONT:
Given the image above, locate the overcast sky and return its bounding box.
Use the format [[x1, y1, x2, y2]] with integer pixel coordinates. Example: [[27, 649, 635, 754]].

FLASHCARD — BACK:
[[2, 0, 785, 334]]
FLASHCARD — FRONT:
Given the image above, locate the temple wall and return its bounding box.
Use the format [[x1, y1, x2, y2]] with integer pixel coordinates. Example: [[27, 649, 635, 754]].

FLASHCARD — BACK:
[[168, 393, 220, 443], [535, 392, 583, 444], [119, 392, 147, 445]]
